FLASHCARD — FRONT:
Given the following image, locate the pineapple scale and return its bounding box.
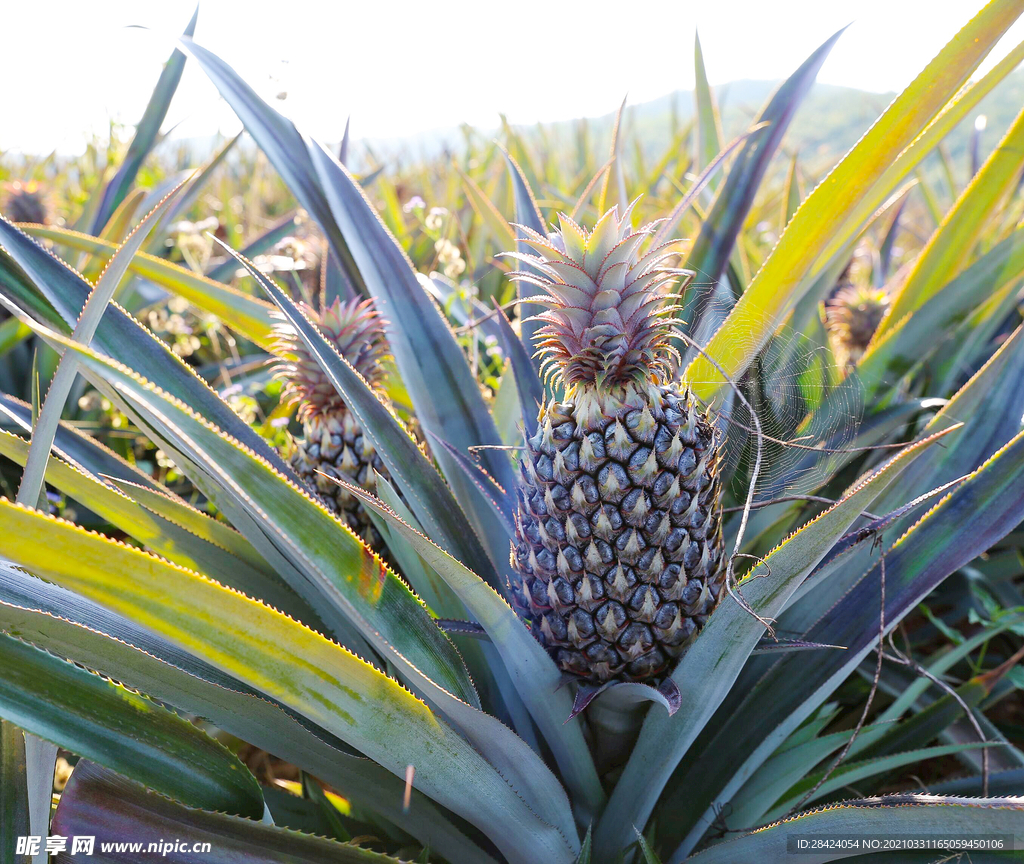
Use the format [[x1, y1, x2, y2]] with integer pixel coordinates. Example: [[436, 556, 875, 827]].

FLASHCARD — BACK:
[[290, 409, 387, 549]]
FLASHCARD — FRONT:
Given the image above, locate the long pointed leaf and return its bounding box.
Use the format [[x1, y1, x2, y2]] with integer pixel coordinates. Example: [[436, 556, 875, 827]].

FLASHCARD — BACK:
[[304, 139, 518, 577], [684, 0, 1024, 400], [217, 238, 498, 585], [17, 183, 185, 506], [90, 8, 197, 231], [52, 762, 402, 864], [341, 480, 606, 820], [683, 27, 843, 330], [0, 220, 289, 476], [594, 428, 953, 858], [0, 631, 263, 818], [880, 104, 1024, 336], [22, 224, 276, 349], [689, 795, 1024, 864], [0, 565, 495, 864], [670, 425, 1024, 860], [0, 502, 579, 864]]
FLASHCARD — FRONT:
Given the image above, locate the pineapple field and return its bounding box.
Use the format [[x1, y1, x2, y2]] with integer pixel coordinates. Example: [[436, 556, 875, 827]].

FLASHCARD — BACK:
[[3, 1, 1024, 861]]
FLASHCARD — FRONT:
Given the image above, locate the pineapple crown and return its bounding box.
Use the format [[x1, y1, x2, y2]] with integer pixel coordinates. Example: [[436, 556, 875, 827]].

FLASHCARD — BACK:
[[273, 296, 390, 421], [503, 202, 685, 392], [826, 284, 889, 353]]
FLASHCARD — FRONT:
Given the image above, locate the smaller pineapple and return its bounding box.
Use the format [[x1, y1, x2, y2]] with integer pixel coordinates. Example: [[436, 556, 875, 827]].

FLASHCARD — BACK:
[[273, 296, 395, 548], [826, 285, 889, 367], [2, 180, 50, 225]]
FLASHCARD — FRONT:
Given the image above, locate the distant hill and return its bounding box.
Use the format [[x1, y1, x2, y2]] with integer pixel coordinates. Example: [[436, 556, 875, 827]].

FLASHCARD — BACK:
[[357, 70, 1023, 187]]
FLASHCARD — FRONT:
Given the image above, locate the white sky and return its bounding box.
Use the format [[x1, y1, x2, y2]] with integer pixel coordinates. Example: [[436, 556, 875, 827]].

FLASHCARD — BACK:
[[3, 0, 1023, 154]]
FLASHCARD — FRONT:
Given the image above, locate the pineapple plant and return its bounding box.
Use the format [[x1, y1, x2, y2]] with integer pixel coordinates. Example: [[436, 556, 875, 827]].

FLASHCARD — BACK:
[[274, 295, 397, 549], [507, 207, 725, 683], [1, 180, 50, 226], [826, 284, 890, 366], [0, 3, 1023, 863]]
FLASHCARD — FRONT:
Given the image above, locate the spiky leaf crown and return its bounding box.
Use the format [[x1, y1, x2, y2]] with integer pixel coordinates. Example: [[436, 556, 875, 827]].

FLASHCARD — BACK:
[[826, 285, 889, 353], [273, 297, 390, 421], [505, 203, 684, 391]]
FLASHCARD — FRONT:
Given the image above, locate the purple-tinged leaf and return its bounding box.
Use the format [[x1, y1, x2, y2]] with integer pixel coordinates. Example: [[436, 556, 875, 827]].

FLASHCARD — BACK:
[[427, 432, 515, 538], [494, 302, 543, 438]]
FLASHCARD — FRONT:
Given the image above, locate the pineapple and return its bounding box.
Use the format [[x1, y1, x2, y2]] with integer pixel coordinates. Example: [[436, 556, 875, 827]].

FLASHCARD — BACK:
[[826, 285, 889, 366], [2, 180, 50, 225], [273, 296, 394, 548], [506, 205, 725, 684]]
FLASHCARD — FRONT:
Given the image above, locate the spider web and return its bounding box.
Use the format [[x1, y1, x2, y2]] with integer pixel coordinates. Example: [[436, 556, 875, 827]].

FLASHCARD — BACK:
[[680, 275, 869, 507]]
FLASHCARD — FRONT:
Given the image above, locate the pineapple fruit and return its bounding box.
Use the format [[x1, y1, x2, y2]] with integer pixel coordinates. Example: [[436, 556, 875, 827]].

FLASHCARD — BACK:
[[507, 205, 725, 684], [273, 296, 395, 548], [826, 284, 889, 366]]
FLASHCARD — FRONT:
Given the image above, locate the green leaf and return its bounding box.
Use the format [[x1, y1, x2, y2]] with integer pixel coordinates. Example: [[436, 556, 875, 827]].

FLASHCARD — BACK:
[[574, 827, 593, 864], [81, 189, 146, 281], [0, 393, 162, 495], [692, 31, 724, 185], [0, 566, 496, 864], [206, 212, 298, 283], [454, 163, 516, 248], [178, 37, 362, 299], [494, 302, 543, 438], [0, 221, 288, 475], [17, 183, 186, 507], [0, 431, 310, 624], [766, 741, 997, 822], [593, 428, 951, 857], [684, 0, 1024, 401], [102, 475, 273, 576], [0, 318, 30, 357], [154, 131, 243, 248], [723, 722, 890, 829], [667, 425, 1024, 860], [52, 762, 403, 863], [503, 149, 548, 371], [880, 104, 1024, 336], [860, 612, 1024, 746], [684, 27, 843, 331], [0, 502, 578, 864], [0, 630, 264, 818], [858, 225, 1024, 394], [781, 152, 801, 229], [21, 224, 276, 350], [90, 8, 197, 231], [0, 720, 30, 864], [37, 322, 483, 711], [304, 139, 518, 576], [218, 238, 499, 589], [634, 828, 663, 864], [22, 734, 54, 864]]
